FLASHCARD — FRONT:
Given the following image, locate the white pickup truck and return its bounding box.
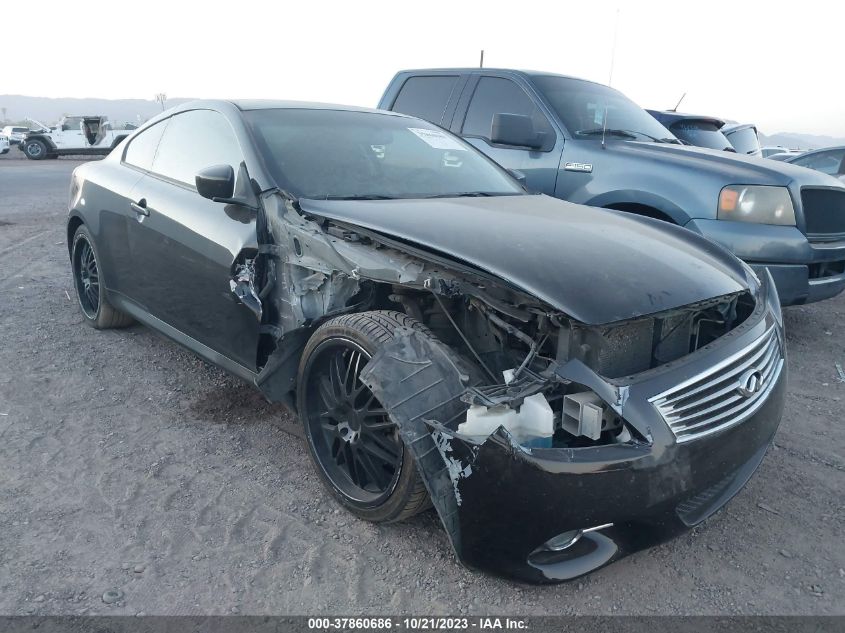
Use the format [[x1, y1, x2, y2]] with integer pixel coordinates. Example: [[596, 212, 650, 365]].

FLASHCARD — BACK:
[[20, 116, 133, 160]]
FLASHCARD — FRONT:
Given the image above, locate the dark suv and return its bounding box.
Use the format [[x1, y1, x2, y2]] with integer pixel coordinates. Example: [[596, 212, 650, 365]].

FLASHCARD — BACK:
[[379, 69, 845, 306]]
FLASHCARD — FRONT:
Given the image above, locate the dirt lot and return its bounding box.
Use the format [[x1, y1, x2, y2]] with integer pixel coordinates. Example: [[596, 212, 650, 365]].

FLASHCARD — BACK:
[[0, 151, 843, 616]]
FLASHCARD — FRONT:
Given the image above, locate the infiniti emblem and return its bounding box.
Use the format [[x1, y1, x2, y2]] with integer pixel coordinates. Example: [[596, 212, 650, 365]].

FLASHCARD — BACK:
[[737, 368, 764, 398]]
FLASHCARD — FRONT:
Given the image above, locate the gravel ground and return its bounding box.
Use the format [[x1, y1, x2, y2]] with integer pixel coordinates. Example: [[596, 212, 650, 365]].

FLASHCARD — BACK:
[[0, 152, 843, 616]]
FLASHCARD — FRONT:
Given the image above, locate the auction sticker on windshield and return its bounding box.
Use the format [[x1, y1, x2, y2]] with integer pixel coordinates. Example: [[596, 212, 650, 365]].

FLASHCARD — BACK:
[[409, 127, 466, 151]]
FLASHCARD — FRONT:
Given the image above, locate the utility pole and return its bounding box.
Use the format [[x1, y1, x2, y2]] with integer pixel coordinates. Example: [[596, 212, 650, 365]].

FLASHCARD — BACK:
[[155, 93, 167, 111], [479, 50, 484, 68]]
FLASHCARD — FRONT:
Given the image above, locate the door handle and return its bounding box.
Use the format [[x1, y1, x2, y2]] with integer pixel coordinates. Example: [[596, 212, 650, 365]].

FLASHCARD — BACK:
[[130, 199, 149, 217]]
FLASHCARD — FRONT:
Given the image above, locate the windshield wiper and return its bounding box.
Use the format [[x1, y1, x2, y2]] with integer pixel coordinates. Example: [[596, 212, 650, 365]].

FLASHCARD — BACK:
[[322, 194, 396, 201], [576, 128, 681, 143], [420, 191, 518, 199], [575, 128, 638, 140]]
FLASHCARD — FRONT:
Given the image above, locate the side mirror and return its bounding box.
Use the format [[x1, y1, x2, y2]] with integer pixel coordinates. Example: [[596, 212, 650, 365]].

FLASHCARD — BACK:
[[491, 113, 543, 149], [196, 164, 235, 201]]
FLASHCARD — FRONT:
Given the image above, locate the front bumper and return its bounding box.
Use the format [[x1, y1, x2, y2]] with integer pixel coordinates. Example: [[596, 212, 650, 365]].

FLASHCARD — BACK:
[[362, 309, 786, 583], [686, 219, 845, 305]]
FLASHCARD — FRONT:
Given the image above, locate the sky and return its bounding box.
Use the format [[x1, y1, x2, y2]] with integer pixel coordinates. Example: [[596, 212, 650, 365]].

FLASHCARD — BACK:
[[4, 0, 844, 136]]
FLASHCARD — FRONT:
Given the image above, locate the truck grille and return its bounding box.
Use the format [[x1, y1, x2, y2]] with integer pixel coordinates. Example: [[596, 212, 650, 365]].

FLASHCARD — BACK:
[[801, 188, 845, 240], [649, 326, 783, 443]]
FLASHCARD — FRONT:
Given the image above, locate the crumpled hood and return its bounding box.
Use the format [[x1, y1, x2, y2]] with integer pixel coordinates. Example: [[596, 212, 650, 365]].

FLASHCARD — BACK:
[[611, 141, 845, 189], [299, 194, 755, 325]]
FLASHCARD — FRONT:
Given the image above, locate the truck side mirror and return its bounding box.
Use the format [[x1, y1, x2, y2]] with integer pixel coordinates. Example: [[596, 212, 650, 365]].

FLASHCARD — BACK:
[[491, 113, 543, 149], [196, 164, 235, 201]]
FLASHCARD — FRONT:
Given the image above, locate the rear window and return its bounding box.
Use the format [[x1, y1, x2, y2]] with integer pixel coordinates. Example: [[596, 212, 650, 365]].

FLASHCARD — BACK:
[[725, 127, 761, 155], [391, 76, 459, 125], [670, 120, 732, 151]]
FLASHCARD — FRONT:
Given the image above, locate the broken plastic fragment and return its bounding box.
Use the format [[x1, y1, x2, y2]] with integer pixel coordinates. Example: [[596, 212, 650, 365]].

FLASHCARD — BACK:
[[229, 260, 262, 320]]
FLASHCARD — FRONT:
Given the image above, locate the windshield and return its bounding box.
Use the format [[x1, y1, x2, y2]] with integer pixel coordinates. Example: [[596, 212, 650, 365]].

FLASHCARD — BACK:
[[533, 76, 677, 143], [244, 109, 524, 200], [725, 127, 761, 155], [670, 120, 733, 150]]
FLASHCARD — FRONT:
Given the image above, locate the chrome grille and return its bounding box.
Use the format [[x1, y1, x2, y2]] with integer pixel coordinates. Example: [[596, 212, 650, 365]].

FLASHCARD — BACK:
[[649, 326, 783, 443]]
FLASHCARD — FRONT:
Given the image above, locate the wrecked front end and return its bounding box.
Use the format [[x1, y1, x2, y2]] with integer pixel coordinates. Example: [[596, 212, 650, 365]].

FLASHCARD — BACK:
[[245, 192, 786, 583]]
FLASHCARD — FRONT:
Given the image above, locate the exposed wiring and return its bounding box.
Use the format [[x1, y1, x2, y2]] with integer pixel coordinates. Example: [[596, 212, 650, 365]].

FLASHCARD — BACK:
[[431, 291, 498, 383]]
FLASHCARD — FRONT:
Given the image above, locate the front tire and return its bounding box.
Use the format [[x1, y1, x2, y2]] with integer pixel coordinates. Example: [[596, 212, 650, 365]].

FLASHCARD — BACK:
[[71, 225, 134, 329], [23, 139, 48, 160], [297, 311, 432, 523]]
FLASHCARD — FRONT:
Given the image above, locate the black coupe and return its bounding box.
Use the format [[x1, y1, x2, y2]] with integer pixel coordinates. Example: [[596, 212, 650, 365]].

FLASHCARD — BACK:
[[67, 101, 786, 582]]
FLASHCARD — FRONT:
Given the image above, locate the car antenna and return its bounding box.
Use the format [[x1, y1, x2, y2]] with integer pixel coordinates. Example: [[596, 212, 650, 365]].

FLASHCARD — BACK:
[[670, 92, 686, 112], [601, 8, 620, 150], [479, 49, 484, 68]]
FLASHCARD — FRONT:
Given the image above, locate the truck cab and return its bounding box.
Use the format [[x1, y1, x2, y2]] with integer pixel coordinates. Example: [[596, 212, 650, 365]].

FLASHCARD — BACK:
[[379, 68, 845, 306], [20, 115, 129, 160]]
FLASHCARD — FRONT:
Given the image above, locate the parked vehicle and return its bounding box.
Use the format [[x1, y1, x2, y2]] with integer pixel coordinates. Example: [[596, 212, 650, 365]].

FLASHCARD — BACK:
[[67, 100, 786, 583], [379, 69, 845, 306], [1, 125, 30, 145], [768, 151, 804, 162], [0, 135, 8, 154], [782, 146, 845, 182], [723, 123, 762, 156], [20, 115, 131, 160], [761, 146, 800, 159], [646, 110, 734, 151]]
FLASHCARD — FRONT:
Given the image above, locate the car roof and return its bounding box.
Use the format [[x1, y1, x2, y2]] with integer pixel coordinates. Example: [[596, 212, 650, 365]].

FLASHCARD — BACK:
[[722, 122, 757, 133], [165, 99, 408, 118], [646, 110, 726, 128], [230, 99, 398, 115], [395, 68, 610, 88], [784, 145, 845, 161]]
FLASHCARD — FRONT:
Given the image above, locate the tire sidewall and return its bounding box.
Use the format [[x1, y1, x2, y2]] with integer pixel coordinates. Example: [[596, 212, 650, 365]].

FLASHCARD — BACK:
[[297, 321, 420, 523]]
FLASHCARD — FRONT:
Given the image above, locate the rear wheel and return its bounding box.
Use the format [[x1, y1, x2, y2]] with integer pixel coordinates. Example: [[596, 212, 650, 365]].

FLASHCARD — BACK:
[[71, 225, 133, 329], [297, 311, 432, 523], [23, 139, 48, 160]]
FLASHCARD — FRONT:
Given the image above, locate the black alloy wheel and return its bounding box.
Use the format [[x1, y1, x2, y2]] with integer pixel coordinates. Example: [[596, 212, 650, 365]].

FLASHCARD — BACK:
[[73, 235, 100, 319], [302, 338, 402, 505], [297, 311, 432, 522]]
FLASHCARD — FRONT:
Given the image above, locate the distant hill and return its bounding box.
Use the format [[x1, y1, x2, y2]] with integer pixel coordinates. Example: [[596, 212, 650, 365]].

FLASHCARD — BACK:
[[0, 95, 195, 127], [758, 131, 845, 151]]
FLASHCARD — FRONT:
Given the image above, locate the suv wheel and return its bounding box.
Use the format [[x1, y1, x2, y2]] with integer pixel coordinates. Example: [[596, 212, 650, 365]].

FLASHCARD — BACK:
[[297, 311, 432, 523], [23, 139, 47, 160]]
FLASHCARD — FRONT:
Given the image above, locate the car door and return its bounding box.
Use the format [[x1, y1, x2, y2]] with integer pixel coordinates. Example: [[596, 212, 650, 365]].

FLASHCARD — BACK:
[[451, 75, 563, 195], [96, 119, 170, 299], [54, 117, 86, 149], [124, 109, 260, 371]]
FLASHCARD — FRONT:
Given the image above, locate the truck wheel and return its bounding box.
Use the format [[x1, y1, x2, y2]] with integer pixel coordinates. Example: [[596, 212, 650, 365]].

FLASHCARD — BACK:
[[71, 225, 134, 329], [297, 311, 432, 523], [23, 139, 48, 160]]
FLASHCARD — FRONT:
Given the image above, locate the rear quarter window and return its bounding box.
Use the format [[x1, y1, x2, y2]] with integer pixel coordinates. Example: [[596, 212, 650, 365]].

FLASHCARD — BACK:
[[123, 120, 169, 171], [391, 76, 459, 125]]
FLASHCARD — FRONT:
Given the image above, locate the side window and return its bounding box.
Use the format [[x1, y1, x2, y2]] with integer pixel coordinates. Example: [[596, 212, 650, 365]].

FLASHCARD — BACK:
[[796, 150, 845, 175], [123, 120, 169, 171], [391, 76, 459, 125], [151, 110, 243, 187], [62, 117, 83, 131], [462, 77, 553, 146]]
